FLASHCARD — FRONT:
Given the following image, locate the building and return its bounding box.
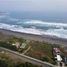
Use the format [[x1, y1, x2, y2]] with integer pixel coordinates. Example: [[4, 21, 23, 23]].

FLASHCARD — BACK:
[[20, 43, 27, 49], [12, 42, 20, 48]]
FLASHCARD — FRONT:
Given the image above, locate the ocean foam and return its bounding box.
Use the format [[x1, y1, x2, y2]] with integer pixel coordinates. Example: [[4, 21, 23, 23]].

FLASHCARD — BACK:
[[0, 19, 67, 39], [0, 23, 42, 35], [25, 20, 67, 27]]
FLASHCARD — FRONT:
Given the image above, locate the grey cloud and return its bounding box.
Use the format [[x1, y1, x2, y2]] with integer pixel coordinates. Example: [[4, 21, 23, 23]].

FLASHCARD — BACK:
[[0, 0, 67, 12]]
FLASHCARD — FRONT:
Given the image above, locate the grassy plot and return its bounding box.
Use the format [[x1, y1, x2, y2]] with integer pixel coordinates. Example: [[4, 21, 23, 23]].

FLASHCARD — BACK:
[[0, 32, 64, 64], [25, 41, 54, 63], [0, 53, 41, 67]]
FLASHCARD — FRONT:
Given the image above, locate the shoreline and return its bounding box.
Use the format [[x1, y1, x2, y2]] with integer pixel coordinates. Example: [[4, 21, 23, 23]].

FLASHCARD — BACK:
[[0, 29, 67, 46]]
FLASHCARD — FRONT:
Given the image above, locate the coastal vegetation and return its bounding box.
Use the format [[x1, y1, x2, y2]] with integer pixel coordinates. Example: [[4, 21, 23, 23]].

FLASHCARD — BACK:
[[0, 32, 66, 64], [0, 53, 41, 67]]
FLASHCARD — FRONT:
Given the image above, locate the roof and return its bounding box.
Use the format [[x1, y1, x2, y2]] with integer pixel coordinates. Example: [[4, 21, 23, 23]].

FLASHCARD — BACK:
[[56, 55, 62, 62], [20, 43, 27, 48], [53, 48, 60, 53]]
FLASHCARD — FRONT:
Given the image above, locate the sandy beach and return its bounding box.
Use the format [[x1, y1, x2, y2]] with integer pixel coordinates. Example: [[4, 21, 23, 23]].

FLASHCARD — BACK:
[[0, 29, 67, 47]]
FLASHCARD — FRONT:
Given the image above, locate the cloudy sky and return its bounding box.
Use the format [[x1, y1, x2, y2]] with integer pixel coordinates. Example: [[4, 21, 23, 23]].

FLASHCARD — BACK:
[[0, 0, 67, 12]]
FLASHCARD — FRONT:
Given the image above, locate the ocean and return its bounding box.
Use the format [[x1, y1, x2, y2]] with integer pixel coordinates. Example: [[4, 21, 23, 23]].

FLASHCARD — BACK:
[[0, 12, 67, 39]]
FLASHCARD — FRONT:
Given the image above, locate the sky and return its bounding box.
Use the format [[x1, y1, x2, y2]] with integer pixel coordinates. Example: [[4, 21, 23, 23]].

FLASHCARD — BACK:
[[0, 0, 67, 13]]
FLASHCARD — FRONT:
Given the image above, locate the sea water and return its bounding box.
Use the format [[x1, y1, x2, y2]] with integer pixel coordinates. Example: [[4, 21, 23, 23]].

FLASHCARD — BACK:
[[0, 12, 67, 39]]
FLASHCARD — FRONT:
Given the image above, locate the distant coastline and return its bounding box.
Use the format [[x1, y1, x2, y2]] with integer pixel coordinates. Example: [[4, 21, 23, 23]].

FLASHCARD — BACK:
[[0, 29, 67, 47]]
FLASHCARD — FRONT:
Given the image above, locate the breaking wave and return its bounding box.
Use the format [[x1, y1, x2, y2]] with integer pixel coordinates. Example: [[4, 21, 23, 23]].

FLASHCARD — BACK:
[[0, 20, 67, 39]]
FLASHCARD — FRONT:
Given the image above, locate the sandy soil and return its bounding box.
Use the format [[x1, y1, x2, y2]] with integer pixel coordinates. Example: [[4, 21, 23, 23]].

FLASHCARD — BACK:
[[0, 29, 67, 47]]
